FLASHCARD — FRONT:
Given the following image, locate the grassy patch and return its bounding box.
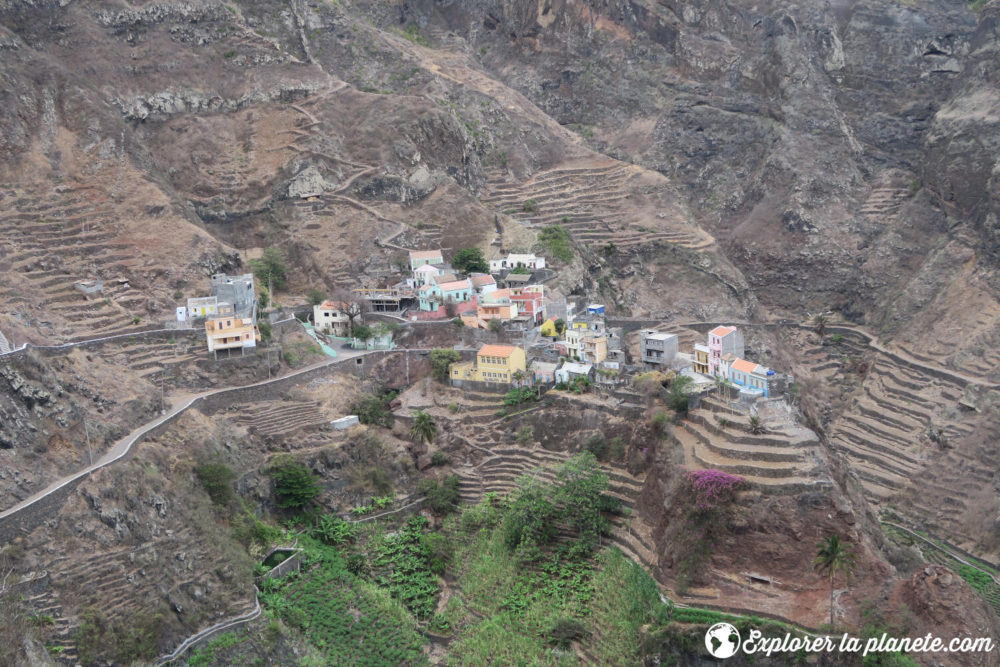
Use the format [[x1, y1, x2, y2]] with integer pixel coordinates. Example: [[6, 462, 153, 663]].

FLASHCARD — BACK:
[[535, 225, 574, 263]]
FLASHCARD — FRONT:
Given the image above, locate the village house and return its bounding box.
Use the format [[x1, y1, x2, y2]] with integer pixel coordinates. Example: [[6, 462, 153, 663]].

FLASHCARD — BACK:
[[205, 316, 260, 357], [531, 360, 558, 385], [579, 331, 608, 364], [187, 295, 234, 319], [639, 330, 679, 369], [450, 344, 527, 386], [313, 300, 351, 336], [707, 325, 745, 376], [718, 355, 776, 398], [469, 273, 497, 296], [413, 263, 442, 286], [211, 273, 256, 321], [489, 253, 546, 273], [693, 343, 710, 374], [502, 272, 533, 289], [409, 249, 444, 272], [556, 361, 594, 384], [419, 278, 473, 311], [472, 288, 519, 324], [510, 285, 545, 325]]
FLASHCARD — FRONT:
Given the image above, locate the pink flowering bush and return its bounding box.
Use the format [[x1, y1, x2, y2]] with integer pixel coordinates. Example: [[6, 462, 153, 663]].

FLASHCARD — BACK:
[[683, 469, 746, 511]]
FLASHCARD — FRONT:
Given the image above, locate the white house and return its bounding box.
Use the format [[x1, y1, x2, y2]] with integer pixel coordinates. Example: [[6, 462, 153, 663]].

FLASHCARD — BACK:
[[313, 300, 351, 336], [556, 362, 594, 384], [489, 253, 546, 273]]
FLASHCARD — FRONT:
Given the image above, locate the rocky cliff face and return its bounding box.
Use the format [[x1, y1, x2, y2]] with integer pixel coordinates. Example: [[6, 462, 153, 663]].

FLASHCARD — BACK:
[[2, 0, 1000, 660]]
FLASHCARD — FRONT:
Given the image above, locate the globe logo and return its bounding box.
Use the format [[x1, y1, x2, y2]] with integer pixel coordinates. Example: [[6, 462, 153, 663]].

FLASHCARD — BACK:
[[705, 622, 741, 659]]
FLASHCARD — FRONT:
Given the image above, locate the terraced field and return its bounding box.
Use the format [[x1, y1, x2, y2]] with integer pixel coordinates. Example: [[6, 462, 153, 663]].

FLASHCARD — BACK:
[[673, 395, 831, 495], [479, 160, 714, 251], [232, 400, 328, 438], [828, 354, 976, 511], [0, 185, 142, 338], [98, 335, 201, 379]]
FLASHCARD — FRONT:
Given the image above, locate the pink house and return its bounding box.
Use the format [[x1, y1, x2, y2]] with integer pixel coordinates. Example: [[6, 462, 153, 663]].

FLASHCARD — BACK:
[[707, 326, 745, 376]]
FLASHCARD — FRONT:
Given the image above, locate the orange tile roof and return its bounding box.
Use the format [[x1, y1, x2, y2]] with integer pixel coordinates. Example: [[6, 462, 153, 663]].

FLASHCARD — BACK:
[[478, 344, 518, 358], [319, 300, 349, 310], [409, 249, 443, 260], [710, 326, 737, 336], [730, 358, 758, 374], [437, 279, 470, 291]]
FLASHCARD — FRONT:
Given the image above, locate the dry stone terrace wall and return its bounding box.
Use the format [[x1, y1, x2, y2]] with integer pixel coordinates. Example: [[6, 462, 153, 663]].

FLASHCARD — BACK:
[[0, 350, 425, 545]]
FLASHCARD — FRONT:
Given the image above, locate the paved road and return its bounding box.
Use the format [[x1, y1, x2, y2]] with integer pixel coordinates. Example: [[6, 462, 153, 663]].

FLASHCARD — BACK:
[[0, 344, 378, 526]]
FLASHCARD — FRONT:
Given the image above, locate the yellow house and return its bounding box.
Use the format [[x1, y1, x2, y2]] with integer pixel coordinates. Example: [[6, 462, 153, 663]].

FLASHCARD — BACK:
[[693, 343, 710, 374], [205, 316, 260, 355], [449, 344, 527, 385]]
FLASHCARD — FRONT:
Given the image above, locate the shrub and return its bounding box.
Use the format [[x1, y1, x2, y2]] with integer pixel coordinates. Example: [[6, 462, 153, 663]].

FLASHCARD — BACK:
[[267, 456, 321, 510], [503, 386, 537, 406], [548, 617, 591, 649], [651, 410, 671, 437], [430, 348, 462, 382], [306, 288, 326, 306], [249, 246, 288, 290], [451, 248, 488, 274], [521, 199, 538, 213], [447, 402, 460, 413], [351, 393, 394, 427], [257, 320, 272, 342], [195, 463, 235, 506], [583, 434, 608, 460], [422, 532, 453, 575], [431, 451, 449, 466], [536, 225, 573, 263], [419, 475, 461, 515], [747, 415, 765, 435], [683, 469, 746, 511], [668, 375, 693, 413]]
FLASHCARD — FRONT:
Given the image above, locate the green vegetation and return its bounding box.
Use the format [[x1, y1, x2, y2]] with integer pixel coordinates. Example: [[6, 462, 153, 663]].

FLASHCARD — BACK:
[[451, 247, 489, 273], [521, 199, 539, 213], [504, 385, 538, 406], [247, 450, 812, 666], [257, 319, 272, 342], [187, 631, 250, 667], [260, 537, 427, 665], [971, 0, 989, 10], [306, 288, 326, 306], [350, 390, 395, 427], [430, 348, 462, 382], [418, 474, 462, 515], [195, 462, 236, 506], [73, 606, 165, 665], [536, 225, 573, 263], [267, 455, 321, 510], [410, 410, 438, 445], [667, 374, 693, 414], [814, 533, 857, 628], [583, 434, 626, 463], [510, 266, 532, 274], [249, 246, 288, 290], [398, 23, 429, 46]]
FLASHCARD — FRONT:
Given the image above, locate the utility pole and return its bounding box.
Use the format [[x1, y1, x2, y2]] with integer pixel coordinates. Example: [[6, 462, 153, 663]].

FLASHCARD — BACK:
[[83, 417, 93, 466], [160, 371, 166, 415]]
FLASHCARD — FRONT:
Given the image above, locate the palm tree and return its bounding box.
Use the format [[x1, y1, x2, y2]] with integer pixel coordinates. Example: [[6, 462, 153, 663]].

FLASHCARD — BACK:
[[410, 410, 438, 446], [814, 534, 856, 628], [813, 313, 828, 339], [511, 370, 525, 387]]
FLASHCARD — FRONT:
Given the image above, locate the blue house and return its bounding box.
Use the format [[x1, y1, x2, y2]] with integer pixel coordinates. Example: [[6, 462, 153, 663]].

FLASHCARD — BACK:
[[721, 355, 775, 398]]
